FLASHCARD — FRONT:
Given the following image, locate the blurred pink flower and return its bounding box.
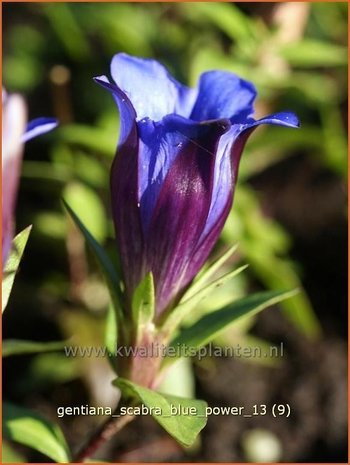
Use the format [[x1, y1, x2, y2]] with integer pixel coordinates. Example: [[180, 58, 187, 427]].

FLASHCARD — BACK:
[[2, 90, 57, 267]]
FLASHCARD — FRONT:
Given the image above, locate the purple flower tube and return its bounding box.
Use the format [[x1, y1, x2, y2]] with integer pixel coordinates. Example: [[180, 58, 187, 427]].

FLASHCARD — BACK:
[[95, 54, 299, 317]]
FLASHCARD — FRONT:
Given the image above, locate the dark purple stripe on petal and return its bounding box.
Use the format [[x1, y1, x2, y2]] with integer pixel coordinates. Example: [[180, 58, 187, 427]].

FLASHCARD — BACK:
[[144, 117, 231, 315], [184, 130, 252, 284], [186, 193, 234, 286], [95, 76, 145, 307], [137, 115, 220, 234]]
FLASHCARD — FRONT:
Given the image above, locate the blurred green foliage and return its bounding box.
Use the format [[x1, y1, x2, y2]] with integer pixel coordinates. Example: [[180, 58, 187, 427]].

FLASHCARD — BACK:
[[3, 4, 347, 457], [4, 0, 347, 345]]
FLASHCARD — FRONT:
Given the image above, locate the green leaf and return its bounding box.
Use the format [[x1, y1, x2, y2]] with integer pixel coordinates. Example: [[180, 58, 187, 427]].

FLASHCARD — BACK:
[[132, 272, 155, 335], [279, 40, 347, 67], [3, 339, 66, 357], [2, 441, 25, 463], [2, 226, 32, 312], [3, 402, 71, 463], [34, 211, 67, 240], [320, 104, 348, 177], [223, 186, 321, 340], [161, 265, 248, 335], [183, 244, 238, 300], [183, 264, 248, 309], [114, 378, 207, 447], [63, 200, 124, 326], [21, 160, 71, 184], [170, 290, 298, 350], [181, 2, 256, 43], [44, 4, 89, 60], [27, 353, 79, 389]]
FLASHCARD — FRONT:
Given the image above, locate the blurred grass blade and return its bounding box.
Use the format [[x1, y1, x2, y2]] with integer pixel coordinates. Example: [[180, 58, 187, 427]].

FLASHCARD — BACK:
[[63, 200, 124, 324], [44, 4, 89, 60], [181, 2, 256, 42], [2, 226, 32, 312], [279, 39, 347, 67], [3, 402, 71, 463], [3, 339, 66, 357], [2, 441, 25, 463], [64, 182, 107, 243], [60, 124, 118, 157], [320, 104, 348, 177]]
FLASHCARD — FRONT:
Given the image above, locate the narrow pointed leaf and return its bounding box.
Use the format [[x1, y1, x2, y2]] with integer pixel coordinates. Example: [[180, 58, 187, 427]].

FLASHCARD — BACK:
[[182, 244, 238, 300], [2, 226, 32, 312], [170, 290, 298, 350], [3, 339, 66, 358], [63, 200, 123, 324], [114, 377, 207, 447], [3, 402, 71, 463], [161, 265, 248, 334]]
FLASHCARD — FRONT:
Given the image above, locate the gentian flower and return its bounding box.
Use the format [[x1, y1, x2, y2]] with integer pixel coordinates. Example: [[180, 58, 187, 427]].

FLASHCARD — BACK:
[[95, 54, 299, 316], [2, 90, 57, 267]]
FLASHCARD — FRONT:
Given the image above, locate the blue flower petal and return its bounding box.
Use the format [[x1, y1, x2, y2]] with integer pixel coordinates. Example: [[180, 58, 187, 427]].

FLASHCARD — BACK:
[[94, 75, 137, 145], [190, 70, 257, 122], [201, 111, 300, 240], [21, 117, 58, 143], [198, 129, 236, 239], [110, 53, 197, 121], [246, 111, 301, 129], [204, 111, 300, 234], [184, 110, 300, 285]]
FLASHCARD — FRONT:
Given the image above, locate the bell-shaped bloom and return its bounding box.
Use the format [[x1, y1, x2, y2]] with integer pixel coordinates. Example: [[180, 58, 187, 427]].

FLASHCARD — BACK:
[[2, 90, 57, 267], [95, 53, 299, 316]]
